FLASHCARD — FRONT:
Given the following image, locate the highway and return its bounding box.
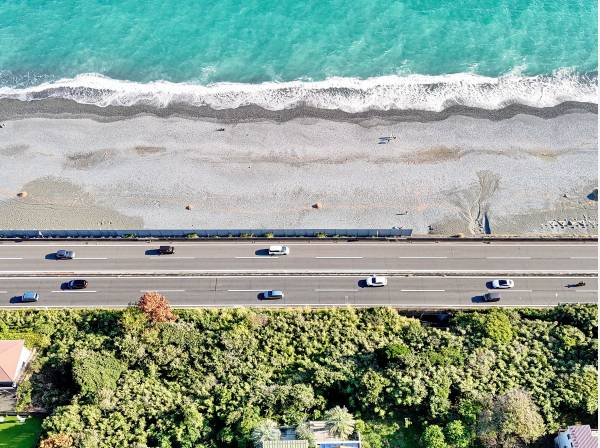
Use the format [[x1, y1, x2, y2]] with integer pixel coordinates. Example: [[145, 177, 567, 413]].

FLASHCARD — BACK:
[[0, 240, 596, 308], [0, 241, 596, 274], [0, 275, 596, 308]]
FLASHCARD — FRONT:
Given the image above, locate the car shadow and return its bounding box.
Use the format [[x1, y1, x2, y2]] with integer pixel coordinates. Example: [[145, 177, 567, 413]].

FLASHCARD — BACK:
[[45, 253, 58, 260], [9, 296, 22, 304], [144, 249, 161, 256], [471, 295, 485, 303], [357, 280, 368, 288], [257, 292, 265, 300], [60, 282, 70, 290], [254, 249, 270, 256]]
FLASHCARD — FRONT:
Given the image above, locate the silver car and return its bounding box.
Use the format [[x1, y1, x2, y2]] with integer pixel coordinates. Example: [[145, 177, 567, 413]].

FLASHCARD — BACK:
[[56, 250, 75, 259]]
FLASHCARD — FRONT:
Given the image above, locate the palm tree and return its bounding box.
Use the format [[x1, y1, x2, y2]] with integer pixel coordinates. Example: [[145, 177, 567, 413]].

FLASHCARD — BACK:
[[324, 406, 355, 439], [251, 419, 281, 447]]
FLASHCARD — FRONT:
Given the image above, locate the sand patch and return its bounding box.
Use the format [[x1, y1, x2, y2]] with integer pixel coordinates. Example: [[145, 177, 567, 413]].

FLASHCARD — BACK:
[[64, 149, 114, 169], [134, 146, 166, 156], [0, 177, 142, 229], [0, 144, 29, 157]]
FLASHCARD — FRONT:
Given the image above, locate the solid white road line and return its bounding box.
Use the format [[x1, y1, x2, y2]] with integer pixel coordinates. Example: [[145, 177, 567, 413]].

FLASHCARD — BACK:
[[486, 257, 531, 259], [0, 291, 7, 294], [75, 257, 108, 260], [0, 258, 23, 260], [51, 290, 97, 293], [570, 257, 597, 259]]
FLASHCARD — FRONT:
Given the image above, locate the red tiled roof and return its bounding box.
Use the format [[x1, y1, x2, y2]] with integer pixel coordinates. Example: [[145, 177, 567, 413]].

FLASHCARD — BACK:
[[569, 425, 598, 448], [0, 340, 25, 383]]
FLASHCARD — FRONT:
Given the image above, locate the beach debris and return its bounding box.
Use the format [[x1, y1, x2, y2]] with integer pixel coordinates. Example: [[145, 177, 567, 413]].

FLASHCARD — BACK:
[[185, 204, 193, 210], [378, 136, 396, 144], [396, 210, 408, 215], [216, 128, 225, 132], [562, 193, 569, 198], [16, 191, 28, 198], [587, 188, 598, 201], [312, 202, 322, 209]]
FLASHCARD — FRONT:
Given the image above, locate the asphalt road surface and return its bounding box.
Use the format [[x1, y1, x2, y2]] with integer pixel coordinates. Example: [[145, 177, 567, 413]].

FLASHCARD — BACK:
[[0, 241, 596, 274], [0, 275, 596, 308], [0, 240, 595, 308]]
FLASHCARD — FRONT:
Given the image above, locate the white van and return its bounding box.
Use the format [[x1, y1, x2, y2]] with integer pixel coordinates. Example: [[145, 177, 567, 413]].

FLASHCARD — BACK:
[[268, 245, 290, 256]]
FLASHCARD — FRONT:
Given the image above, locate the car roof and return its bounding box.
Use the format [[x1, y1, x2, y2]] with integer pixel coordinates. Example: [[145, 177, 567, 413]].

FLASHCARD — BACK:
[[269, 245, 283, 250], [269, 290, 283, 295], [23, 291, 37, 297], [487, 292, 501, 297]]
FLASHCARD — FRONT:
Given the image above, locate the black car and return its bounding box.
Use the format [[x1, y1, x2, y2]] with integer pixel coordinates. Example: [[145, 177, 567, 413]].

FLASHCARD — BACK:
[[482, 292, 501, 302], [66, 279, 88, 289], [159, 245, 175, 255]]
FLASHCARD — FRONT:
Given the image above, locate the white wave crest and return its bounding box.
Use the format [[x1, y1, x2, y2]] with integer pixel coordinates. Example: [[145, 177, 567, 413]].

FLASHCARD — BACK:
[[0, 70, 596, 112]]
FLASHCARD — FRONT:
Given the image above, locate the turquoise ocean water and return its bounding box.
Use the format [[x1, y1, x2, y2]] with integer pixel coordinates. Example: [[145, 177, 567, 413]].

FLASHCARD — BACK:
[[0, 0, 597, 111]]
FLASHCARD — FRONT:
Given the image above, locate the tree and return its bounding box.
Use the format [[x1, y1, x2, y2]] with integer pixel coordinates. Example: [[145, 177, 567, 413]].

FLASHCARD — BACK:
[[251, 419, 281, 447], [137, 292, 177, 323], [477, 389, 545, 447], [445, 421, 470, 448], [39, 434, 74, 448], [480, 311, 513, 344], [296, 421, 316, 447], [72, 349, 125, 399], [563, 365, 598, 414], [421, 425, 448, 448], [325, 406, 356, 439]]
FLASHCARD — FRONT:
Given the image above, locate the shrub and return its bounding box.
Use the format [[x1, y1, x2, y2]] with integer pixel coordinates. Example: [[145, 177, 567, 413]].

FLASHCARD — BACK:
[[137, 292, 177, 323]]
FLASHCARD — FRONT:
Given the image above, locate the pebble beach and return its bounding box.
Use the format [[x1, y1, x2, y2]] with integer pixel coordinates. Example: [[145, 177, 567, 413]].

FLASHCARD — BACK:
[[0, 100, 596, 235]]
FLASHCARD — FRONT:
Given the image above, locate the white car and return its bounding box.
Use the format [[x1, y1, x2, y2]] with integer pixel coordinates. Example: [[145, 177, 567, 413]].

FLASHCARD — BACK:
[[268, 245, 290, 256], [491, 279, 514, 289], [366, 275, 387, 287]]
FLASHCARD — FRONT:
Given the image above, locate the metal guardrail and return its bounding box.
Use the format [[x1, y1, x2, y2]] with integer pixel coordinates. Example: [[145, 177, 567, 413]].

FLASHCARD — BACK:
[[0, 228, 413, 239]]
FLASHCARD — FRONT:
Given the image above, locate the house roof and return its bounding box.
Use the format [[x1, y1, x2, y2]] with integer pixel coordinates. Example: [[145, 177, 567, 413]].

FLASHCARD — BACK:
[[569, 425, 598, 448], [0, 340, 25, 383]]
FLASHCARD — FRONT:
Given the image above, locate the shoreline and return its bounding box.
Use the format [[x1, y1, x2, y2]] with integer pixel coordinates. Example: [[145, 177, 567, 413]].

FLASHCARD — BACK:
[[0, 98, 596, 124]]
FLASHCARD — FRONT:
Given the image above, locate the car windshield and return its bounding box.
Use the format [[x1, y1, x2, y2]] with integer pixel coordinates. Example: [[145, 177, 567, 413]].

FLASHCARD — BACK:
[[499, 280, 507, 285]]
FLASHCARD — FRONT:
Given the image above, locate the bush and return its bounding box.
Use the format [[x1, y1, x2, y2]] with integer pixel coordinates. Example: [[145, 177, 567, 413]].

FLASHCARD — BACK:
[[185, 233, 199, 239], [137, 292, 177, 323]]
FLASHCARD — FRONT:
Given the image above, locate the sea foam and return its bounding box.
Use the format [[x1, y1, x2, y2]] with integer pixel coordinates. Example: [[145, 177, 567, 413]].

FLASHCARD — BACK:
[[0, 70, 596, 113]]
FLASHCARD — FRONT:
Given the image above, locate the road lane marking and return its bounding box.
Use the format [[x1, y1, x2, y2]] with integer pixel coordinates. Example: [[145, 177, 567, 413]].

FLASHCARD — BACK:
[[486, 257, 531, 259], [0, 291, 6, 294], [0, 258, 23, 260], [315, 256, 364, 259], [570, 257, 597, 259], [75, 257, 108, 260], [487, 289, 532, 292], [51, 290, 97, 293], [314, 289, 358, 292], [140, 289, 185, 292], [401, 289, 446, 292]]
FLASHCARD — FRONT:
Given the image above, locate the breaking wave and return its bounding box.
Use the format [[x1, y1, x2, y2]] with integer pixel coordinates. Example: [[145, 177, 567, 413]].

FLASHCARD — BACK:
[[0, 69, 596, 113]]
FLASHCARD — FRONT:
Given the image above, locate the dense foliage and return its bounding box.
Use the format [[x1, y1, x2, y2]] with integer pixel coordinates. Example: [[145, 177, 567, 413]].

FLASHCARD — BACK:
[[0, 304, 596, 448]]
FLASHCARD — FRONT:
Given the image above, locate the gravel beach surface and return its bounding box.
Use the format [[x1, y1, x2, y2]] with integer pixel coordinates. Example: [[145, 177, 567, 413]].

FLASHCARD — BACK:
[[0, 101, 596, 234]]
